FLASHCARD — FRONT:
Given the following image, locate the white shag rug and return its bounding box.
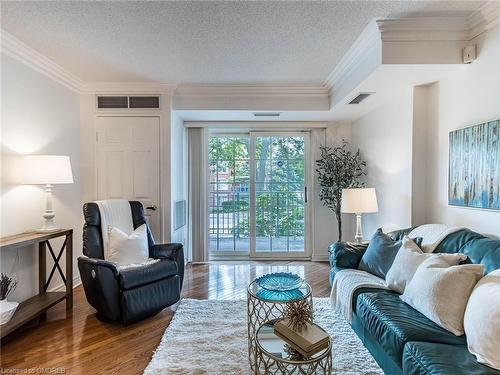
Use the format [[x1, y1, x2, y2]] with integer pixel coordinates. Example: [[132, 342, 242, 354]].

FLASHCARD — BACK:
[[144, 298, 382, 375]]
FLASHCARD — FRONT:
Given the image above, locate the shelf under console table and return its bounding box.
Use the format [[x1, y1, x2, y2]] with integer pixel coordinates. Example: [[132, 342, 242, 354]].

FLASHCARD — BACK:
[[0, 229, 73, 339]]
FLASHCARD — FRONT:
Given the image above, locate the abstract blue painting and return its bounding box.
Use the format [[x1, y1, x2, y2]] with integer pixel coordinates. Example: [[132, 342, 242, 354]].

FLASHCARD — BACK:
[[449, 120, 499, 210]]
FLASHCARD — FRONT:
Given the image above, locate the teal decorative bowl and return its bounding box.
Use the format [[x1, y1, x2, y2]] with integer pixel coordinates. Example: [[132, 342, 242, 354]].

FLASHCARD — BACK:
[[256, 288, 305, 301], [255, 272, 304, 292]]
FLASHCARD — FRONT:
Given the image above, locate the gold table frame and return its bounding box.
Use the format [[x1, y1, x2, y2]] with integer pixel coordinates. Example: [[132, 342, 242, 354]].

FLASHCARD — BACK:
[[255, 320, 332, 375], [247, 280, 315, 374]]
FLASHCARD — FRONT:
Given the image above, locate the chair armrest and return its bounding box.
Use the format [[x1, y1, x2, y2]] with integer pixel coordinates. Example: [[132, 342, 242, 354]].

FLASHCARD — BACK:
[[328, 242, 369, 270], [77, 256, 121, 322], [151, 243, 183, 260], [78, 256, 119, 278], [151, 243, 184, 290]]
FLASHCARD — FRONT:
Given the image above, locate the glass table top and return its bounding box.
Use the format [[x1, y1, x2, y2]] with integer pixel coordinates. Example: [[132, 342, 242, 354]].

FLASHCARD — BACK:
[[256, 321, 330, 362], [248, 278, 311, 302]]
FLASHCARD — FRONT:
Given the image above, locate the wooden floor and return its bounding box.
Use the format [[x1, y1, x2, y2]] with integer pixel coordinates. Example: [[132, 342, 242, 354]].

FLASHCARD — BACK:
[[0, 261, 330, 374]]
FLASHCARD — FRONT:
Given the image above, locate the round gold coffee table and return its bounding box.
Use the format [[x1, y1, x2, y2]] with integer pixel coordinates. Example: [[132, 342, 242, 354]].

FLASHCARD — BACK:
[[247, 279, 313, 374], [255, 320, 332, 375]]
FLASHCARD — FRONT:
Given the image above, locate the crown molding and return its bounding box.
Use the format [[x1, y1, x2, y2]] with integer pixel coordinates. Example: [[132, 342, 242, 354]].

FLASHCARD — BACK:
[[324, 20, 380, 92], [174, 84, 328, 98], [377, 17, 471, 41], [80, 81, 178, 94], [468, 2, 500, 39], [377, 5, 500, 43], [1, 30, 83, 92]]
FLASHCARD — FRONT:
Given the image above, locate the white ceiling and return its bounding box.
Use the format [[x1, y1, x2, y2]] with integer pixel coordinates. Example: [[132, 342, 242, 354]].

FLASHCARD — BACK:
[[0, 1, 484, 84]]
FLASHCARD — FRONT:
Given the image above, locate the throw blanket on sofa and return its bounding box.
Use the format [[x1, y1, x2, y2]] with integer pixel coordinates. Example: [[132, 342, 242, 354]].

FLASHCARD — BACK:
[[330, 269, 389, 322], [408, 224, 464, 253]]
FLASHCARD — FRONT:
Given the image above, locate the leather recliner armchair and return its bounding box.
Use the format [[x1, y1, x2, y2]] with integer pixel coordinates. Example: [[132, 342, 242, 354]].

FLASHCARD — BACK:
[[78, 201, 184, 324]]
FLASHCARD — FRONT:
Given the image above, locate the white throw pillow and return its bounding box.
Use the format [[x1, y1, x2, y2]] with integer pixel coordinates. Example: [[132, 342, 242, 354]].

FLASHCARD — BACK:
[[400, 257, 484, 336], [385, 236, 465, 293], [464, 269, 500, 369], [107, 224, 149, 266]]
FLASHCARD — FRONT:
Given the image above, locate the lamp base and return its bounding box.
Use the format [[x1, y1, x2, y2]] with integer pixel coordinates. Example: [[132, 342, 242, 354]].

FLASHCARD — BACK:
[[354, 213, 364, 243], [37, 205, 59, 233]]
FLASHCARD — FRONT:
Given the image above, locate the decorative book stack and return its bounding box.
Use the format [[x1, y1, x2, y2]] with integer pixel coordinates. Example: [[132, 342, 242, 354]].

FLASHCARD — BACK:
[[274, 319, 330, 357]]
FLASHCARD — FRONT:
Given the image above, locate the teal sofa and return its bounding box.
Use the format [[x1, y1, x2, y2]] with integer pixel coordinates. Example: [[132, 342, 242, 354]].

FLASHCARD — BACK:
[[328, 228, 500, 375]]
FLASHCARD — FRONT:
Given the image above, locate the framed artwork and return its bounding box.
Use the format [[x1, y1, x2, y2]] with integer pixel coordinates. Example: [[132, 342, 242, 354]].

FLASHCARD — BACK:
[[448, 119, 499, 210]]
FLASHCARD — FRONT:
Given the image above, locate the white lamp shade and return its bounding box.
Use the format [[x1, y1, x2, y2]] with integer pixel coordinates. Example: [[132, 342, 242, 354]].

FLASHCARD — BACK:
[[22, 155, 74, 185], [341, 188, 378, 213]]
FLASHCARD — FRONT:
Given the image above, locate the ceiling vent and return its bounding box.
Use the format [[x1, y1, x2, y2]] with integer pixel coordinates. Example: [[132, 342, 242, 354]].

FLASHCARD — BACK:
[[348, 92, 373, 104], [97, 95, 160, 109], [253, 112, 281, 117]]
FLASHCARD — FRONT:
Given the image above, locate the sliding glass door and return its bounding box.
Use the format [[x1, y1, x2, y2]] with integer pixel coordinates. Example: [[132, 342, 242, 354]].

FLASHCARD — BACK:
[[209, 136, 250, 255], [209, 132, 310, 258]]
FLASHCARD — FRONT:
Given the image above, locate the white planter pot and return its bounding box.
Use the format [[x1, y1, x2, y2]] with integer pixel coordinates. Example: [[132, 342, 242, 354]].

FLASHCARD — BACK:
[[0, 300, 19, 325]]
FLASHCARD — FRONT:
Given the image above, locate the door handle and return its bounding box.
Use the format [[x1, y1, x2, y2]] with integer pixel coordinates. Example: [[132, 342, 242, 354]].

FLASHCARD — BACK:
[[304, 187, 308, 203], [146, 205, 158, 211]]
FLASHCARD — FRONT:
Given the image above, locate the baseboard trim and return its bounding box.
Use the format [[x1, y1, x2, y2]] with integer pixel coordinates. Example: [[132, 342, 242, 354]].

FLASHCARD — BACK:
[[311, 254, 329, 262], [48, 276, 82, 293]]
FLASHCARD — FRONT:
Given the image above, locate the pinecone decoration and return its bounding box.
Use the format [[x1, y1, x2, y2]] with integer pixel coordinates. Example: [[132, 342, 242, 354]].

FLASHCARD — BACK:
[[283, 299, 312, 331]]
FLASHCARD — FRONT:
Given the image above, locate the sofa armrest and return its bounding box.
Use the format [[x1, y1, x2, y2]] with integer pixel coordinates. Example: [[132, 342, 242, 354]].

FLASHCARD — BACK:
[[151, 243, 184, 290], [328, 241, 369, 270]]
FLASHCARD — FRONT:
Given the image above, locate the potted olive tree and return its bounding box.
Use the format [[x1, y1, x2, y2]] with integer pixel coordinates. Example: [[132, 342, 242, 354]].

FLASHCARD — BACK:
[[316, 140, 367, 242], [0, 273, 18, 325]]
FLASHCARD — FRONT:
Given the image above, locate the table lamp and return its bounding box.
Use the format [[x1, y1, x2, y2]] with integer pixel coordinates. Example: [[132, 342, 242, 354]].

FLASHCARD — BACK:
[[341, 188, 378, 243], [22, 155, 74, 233]]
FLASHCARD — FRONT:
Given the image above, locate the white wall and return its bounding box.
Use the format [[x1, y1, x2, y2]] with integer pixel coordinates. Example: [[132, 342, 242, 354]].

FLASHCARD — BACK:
[[351, 88, 414, 238], [423, 24, 500, 238], [1, 53, 82, 302], [311, 123, 355, 259], [170, 112, 188, 256], [411, 84, 431, 226], [349, 25, 500, 240]]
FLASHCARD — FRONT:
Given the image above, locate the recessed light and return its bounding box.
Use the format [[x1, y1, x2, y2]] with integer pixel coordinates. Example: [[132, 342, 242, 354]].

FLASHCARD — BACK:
[[253, 112, 281, 117]]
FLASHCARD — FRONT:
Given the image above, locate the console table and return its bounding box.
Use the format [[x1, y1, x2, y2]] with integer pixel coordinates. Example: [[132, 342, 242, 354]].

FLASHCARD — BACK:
[[0, 229, 73, 339]]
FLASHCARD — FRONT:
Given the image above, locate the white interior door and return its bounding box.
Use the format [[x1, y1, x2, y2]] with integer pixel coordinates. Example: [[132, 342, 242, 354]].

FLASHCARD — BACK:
[[96, 116, 161, 239]]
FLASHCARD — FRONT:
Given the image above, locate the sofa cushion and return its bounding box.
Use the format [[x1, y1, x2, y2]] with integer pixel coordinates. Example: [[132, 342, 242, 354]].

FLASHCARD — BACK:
[[402, 342, 500, 375], [356, 290, 466, 367], [118, 259, 178, 290], [435, 229, 500, 274]]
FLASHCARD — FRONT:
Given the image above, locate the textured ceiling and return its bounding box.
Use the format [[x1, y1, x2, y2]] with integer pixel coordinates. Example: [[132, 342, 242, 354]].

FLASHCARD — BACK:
[[0, 1, 484, 84]]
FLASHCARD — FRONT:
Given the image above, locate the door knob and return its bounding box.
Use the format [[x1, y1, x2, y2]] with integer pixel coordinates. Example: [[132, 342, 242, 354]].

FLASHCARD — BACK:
[[146, 205, 158, 211]]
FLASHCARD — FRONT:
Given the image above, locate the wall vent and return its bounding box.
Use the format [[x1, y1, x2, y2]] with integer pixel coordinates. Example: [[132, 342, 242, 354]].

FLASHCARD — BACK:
[[97, 96, 128, 108], [348, 92, 373, 104], [97, 95, 160, 109], [174, 200, 187, 231], [129, 96, 160, 108]]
